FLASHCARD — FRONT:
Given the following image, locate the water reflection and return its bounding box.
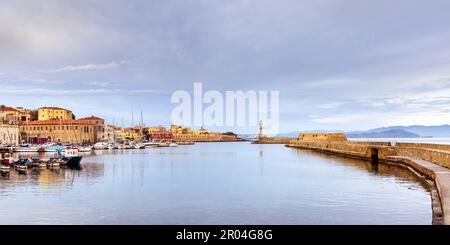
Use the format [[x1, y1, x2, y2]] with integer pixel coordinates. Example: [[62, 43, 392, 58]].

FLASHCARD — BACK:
[[0, 161, 104, 196], [288, 148, 429, 189], [0, 143, 432, 224]]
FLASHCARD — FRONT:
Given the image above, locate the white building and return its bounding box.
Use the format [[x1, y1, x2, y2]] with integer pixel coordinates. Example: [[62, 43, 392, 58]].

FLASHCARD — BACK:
[[0, 124, 19, 145]]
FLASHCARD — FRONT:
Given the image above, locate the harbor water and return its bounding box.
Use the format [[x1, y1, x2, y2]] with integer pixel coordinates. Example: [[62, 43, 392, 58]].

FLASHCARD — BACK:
[[0, 142, 431, 224]]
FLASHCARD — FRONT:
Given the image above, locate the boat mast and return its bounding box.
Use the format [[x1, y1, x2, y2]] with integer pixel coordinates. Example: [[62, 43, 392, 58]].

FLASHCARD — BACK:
[[59, 118, 62, 144], [140, 110, 144, 140]]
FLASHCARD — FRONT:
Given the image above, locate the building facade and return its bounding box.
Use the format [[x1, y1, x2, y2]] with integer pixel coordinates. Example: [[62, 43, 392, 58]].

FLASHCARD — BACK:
[[298, 133, 348, 141], [0, 107, 31, 125], [38, 107, 73, 121], [20, 118, 105, 144], [0, 124, 20, 145], [78, 116, 105, 142]]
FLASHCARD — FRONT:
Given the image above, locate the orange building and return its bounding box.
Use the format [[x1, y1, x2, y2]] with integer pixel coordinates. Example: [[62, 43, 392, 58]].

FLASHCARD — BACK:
[[20, 117, 105, 144]]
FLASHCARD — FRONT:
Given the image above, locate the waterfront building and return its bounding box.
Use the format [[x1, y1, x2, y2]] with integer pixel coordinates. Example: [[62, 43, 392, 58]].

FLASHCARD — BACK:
[[0, 124, 19, 145], [38, 107, 73, 121], [20, 117, 105, 144], [104, 124, 123, 142], [147, 127, 173, 141], [122, 127, 143, 141], [78, 116, 105, 141], [298, 133, 347, 141], [170, 124, 237, 142], [0, 107, 31, 124]]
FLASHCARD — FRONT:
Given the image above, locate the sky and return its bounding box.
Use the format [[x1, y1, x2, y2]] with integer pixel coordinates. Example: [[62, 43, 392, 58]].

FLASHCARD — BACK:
[[1, 0, 450, 134]]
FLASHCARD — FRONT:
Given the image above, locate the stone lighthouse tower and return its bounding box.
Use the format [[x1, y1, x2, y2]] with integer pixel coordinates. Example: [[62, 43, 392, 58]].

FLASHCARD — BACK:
[[259, 120, 265, 140]]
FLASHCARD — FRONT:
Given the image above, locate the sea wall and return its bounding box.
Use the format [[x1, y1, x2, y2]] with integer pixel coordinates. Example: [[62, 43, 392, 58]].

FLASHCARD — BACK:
[[252, 137, 294, 144], [287, 139, 450, 225], [288, 140, 450, 169]]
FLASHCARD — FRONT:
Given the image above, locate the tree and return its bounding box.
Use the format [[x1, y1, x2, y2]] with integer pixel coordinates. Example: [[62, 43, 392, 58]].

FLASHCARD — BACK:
[[72, 114, 76, 120], [223, 132, 236, 136], [1, 105, 5, 124], [31, 110, 39, 121]]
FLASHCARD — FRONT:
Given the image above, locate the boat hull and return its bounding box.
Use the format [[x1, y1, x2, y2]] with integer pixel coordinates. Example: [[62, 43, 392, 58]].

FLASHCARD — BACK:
[[66, 156, 83, 169]]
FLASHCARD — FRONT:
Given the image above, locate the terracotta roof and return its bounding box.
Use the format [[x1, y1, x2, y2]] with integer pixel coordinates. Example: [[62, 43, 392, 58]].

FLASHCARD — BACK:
[[23, 120, 94, 125], [78, 116, 104, 121], [38, 107, 72, 111], [0, 107, 19, 112]]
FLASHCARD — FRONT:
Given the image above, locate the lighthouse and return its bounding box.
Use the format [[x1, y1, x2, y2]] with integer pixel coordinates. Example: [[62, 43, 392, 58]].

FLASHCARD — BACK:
[[259, 120, 265, 140]]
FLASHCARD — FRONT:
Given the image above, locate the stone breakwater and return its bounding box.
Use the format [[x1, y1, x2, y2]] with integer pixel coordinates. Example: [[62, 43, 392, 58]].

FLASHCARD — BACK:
[[287, 139, 450, 225], [251, 137, 294, 144]]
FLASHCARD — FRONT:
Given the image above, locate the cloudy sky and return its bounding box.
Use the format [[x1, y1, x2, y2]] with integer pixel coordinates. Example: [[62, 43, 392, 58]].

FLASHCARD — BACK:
[[1, 0, 450, 133]]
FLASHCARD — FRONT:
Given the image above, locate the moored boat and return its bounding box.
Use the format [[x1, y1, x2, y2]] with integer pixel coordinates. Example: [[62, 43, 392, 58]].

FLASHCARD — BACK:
[[62, 146, 83, 169], [15, 145, 39, 152], [79, 146, 93, 152], [94, 142, 108, 150]]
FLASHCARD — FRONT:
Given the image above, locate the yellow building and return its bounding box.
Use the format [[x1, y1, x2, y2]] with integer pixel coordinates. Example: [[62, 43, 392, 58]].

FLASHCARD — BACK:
[[170, 125, 234, 142], [20, 117, 105, 144], [38, 107, 73, 121], [298, 133, 347, 141], [122, 127, 143, 141]]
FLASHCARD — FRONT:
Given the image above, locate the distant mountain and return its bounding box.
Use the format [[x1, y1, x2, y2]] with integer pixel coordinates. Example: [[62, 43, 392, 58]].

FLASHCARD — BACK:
[[347, 129, 420, 138], [277, 124, 450, 138], [348, 125, 450, 138]]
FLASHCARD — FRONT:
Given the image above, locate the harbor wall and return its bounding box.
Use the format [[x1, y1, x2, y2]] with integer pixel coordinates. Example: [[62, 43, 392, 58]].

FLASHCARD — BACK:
[[288, 140, 450, 169], [252, 137, 294, 144], [287, 139, 450, 225]]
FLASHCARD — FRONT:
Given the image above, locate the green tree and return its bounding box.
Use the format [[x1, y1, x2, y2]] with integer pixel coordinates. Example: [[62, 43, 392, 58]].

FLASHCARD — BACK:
[[31, 110, 39, 121], [0, 105, 5, 124]]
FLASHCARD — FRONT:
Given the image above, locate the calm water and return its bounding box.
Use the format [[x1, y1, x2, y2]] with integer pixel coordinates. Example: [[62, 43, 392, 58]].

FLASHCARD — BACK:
[[0, 142, 431, 224]]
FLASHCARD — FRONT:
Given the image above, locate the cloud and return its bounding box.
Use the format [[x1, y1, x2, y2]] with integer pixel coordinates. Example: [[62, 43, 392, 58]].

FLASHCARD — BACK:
[[83, 81, 112, 87], [23, 77, 65, 84], [38, 60, 129, 73], [1, 86, 168, 95]]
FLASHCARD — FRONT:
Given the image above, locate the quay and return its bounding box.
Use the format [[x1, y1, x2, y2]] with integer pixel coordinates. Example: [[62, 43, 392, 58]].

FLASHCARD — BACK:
[[285, 133, 450, 225]]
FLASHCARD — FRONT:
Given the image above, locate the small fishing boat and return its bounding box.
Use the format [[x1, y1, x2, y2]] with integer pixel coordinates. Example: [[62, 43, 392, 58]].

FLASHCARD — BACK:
[[15, 145, 39, 152], [62, 147, 83, 168], [79, 146, 93, 152], [133, 143, 145, 149], [1, 153, 15, 165], [15, 164, 28, 170], [93, 142, 108, 150], [142, 141, 159, 148], [158, 142, 170, 147]]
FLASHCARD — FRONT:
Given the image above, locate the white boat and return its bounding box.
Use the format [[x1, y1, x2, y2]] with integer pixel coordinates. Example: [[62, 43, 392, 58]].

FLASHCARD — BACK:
[[142, 141, 159, 147], [169, 142, 178, 147], [158, 142, 170, 147], [93, 142, 108, 150], [79, 146, 93, 152], [44, 146, 66, 152], [15, 145, 39, 152], [133, 143, 145, 149]]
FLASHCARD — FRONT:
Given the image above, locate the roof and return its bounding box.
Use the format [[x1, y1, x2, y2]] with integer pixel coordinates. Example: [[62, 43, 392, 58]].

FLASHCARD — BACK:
[[22, 119, 95, 125], [78, 116, 104, 121], [38, 107, 72, 111], [0, 107, 19, 112]]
